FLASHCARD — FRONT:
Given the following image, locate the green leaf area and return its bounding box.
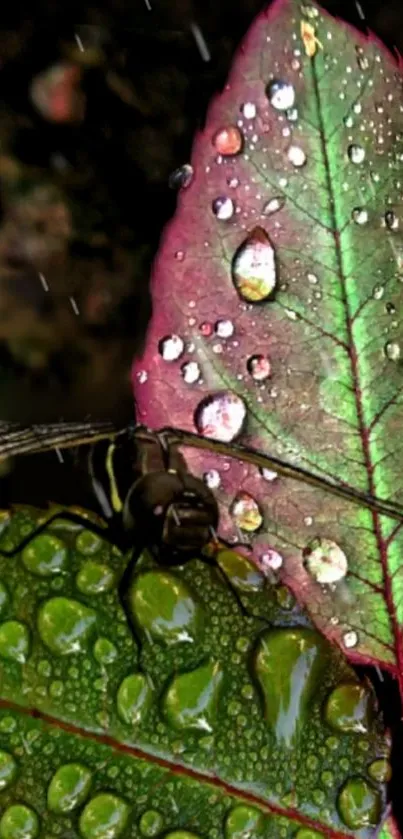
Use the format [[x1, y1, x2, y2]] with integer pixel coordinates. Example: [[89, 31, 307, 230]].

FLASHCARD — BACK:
[[0, 507, 394, 838]]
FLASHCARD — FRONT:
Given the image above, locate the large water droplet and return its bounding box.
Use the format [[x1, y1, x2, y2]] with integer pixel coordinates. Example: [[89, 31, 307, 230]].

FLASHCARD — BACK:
[[212, 197, 235, 221], [168, 164, 193, 190], [217, 549, 264, 592], [212, 126, 243, 156], [158, 335, 184, 362], [324, 682, 373, 733], [352, 208, 368, 225], [0, 751, 17, 790], [337, 777, 381, 829], [247, 355, 271, 381], [231, 227, 277, 303], [368, 758, 392, 783], [195, 391, 247, 443], [253, 628, 329, 746], [303, 538, 348, 584], [47, 763, 92, 814], [266, 79, 295, 111], [163, 660, 223, 732], [22, 534, 68, 577], [287, 145, 306, 167], [93, 637, 117, 665], [0, 805, 39, 839], [348, 144, 365, 164], [79, 794, 130, 839], [117, 673, 153, 725], [224, 805, 264, 838], [0, 621, 30, 663], [230, 493, 263, 532], [139, 810, 164, 837], [76, 561, 115, 595], [37, 597, 96, 655], [76, 531, 103, 555], [384, 340, 401, 361], [262, 196, 285, 215], [128, 570, 203, 645]]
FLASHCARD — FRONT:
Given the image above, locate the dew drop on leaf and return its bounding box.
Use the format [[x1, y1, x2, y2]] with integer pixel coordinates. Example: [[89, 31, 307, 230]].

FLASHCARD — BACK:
[[224, 805, 265, 838], [230, 493, 263, 532], [337, 776, 381, 829], [37, 597, 96, 655], [372, 284, 384, 300], [247, 354, 271, 381], [343, 630, 358, 649], [47, 763, 92, 814], [324, 683, 373, 733], [259, 549, 283, 571], [168, 164, 193, 190], [303, 538, 348, 584], [286, 106, 298, 122], [212, 126, 243, 156], [266, 79, 295, 111], [0, 620, 30, 663], [352, 208, 368, 225], [384, 340, 401, 361], [262, 196, 285, 215], [93, 637, 117, 665], [259, 466, 278, 481], [117, 673, 153, 725], [368, 758, 392, 783], [287, 145, 306, 167], [128, 570, 203, 645], [139, 810, 164, 838], [194, 391, 247, 442], [215, 319, 234, 338], [199, 321, 213, 337], [385, 210, 399, 230], [347, 144, 365, 164], [231, 227, 277, 303], [79, 793, 130, 839], [203, 469, 221, 489], [0, 751, 17, 790], [163, 660, 223, 732], [22, 534, 68, 577], [181, 361, 201, 384], [158, 335, 184, 362], [240, 102, 257, 119], [212, 197, 235, 220], [0, 804, 39, 839]]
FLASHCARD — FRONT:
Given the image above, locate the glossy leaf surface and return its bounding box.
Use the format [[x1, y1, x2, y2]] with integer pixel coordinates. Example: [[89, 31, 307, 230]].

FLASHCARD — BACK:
[[133, 0, 403, 681], [0, 506, 396, 836]]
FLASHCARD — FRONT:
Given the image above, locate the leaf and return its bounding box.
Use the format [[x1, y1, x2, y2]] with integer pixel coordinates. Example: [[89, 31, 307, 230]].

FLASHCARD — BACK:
[[0, 506, 397, 837], [132, 0, 403, 680]]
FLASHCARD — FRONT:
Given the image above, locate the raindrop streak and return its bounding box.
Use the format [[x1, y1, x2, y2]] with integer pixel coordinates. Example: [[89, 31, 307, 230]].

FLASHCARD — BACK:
[[212, 126, 243, 156], [231, 227, 277, 303], [266, 79, 295, 111], [303, 538, 348, 584], [195, 391, 247, 443], [168, 164, 193, 190], [189, 23, 211, 63]]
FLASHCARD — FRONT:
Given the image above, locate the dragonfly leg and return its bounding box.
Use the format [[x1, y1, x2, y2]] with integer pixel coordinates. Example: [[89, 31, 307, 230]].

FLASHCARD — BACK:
[[0, 511, 118, 557]]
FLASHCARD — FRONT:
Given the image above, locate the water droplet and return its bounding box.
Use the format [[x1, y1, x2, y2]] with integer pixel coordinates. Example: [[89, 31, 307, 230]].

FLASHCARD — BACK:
[[260, 467, 278, 481], [47, 763, 92, 814], [76, 530, 103, 555], [247, 354, 271, 381], [368, 758, 392, 783], [79, 794, 130, 839], [372, 284, 384, 300], [195, 391, 247, 443], [303, 538, 348, 584], [168, 164, 193, 190], [307, 272, 318, 284], [139, 810, 164, 837], [224, 805, 264, 838], [93, 637, 117, 665], [262, 196, 285, 215], [212, 197, 234, 221], [0, 621, 30, 663], [128, 570, 203, 645], [294, 830, 325, 839], [232, 227, 276, 303], [215, 319, 234, 338], [117, 673, 153, 725], [158, 335, 184, 362], [240, 102, 256, 119], [203, 470, 221, 489], [22, 534, 68, 577], [217, 549, 264, 592], [181, 361, 201, 384], [266, 79, 295, 111], [37, 597, 96, 655], [259, 549, 283, 572], [212, 126, 243, 156], [199, 321, 213, 337], [0, 751, 17, 790], [287, 145, 306, 167], [76, 561, 115, 595], [385, 302, 396, 315], [0, 584, 9, 618], [324, 682, 373, 733], [356, 50, 369, 71], [348, 144, 365, 164], [385, 210, 399, 230], [384, 340, 401, 361], [285, 106, 298, 121], [231, 493, 263, 532], [163, 660, 223, 732], [352, 208, 368, 225], [0, 805, 39, 839], [254, 628, 328, 746], [337, 777, 381, 829], [343, 630, 358, 649], [163, 834, 200, 839]]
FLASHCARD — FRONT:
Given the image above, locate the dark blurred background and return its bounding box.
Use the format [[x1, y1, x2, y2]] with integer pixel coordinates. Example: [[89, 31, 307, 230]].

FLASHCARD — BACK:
[[0, 0, 402, 425]]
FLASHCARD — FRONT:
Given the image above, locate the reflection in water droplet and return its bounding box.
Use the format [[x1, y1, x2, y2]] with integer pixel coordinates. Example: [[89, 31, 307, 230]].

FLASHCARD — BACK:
[[139, 810, 164, 838], [181, 361, 201, 384], [247, 354, 271, 381], [324, 683, 373, 733], [368, 758, 392, 782], [224, 805, 265, 838], [163, 660, 223, 732], [212, 126, 243, 156], [47, 763, 92, 814], [0, 804, 39, 839], [158, 335, 184, 362], [231, 493, 263, 532], [232, 227, 277, 303], [384, 340, 401, 361], [352, 208, 368, 225], [337, 776, 381, 829], [212, 197, 234, 220], [287, 145, 306, 167], [117, 673, 153, 725], [128, 570, 203, 645], [37, 597, 96, 655], [22, 534, 68, 577], [93, 637, 117, 665], [79, 794, 130, 839], [0, 751, 17, 790], [215, 319, 234, 338], [343, 630, 358, 649], [372, 284, 384, 300], [385, 210, 399, 230], [266, 79, 295, 111], [348, 144, 365, 164], [195, 391, 247, 443], [241, 102, 256, 119], [76, 561, 115, 595], [262, 196, 285, 215], [217, 549, 265, 592], [303, 538, 348, 584], [203, 470, 221, 489], [0, 620, 30, 663], [168, 164, 193, 190]]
